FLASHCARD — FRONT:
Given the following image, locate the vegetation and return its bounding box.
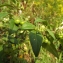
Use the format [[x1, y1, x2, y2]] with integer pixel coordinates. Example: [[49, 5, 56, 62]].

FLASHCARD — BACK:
[[0, 0, 63, 63]]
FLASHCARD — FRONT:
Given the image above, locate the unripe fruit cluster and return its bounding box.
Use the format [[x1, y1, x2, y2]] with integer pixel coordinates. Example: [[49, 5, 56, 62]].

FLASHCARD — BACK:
[[14, 19, 25, 25]]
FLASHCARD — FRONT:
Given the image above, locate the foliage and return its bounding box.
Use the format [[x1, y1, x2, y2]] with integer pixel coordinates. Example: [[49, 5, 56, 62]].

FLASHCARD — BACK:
[[0, 0, 63, 63]]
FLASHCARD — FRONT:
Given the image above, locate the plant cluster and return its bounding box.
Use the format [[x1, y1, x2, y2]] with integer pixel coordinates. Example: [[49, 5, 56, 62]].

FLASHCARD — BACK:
[[0, 0, 63, 63]]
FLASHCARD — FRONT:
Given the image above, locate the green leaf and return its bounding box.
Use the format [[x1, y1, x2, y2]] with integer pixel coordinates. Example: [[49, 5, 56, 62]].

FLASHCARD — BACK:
[[22, 22, 35, 30], [11, 0, 16, 3], [9, 19, 15, 29], [0, 4, 17, 10], [59, 38, 63, 48], [46, 29, 56, 40], [29, 31, 42, 57], [9, 38, 18, 44], [0, 50, 3, 63], [9, 19, 18, 31], [13, 25, 18, 31], [0, 12, 8, 19], [0, 22, 3, 27], [42, 42, 59, 59], [0, 46, 3, 63], [34, 17, 45, 23], [0, 4, 14, 8], [0, 45, 3, 51]]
